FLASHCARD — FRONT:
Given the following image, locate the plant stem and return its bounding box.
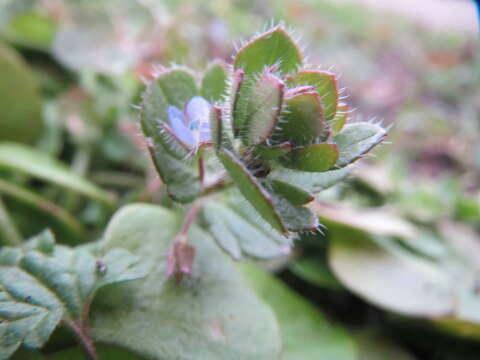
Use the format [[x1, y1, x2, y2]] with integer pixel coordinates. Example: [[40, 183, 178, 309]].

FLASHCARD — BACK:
[[65, 319, 98, 360], [0, 196, 22, 246], [176, 200, 203, 243]]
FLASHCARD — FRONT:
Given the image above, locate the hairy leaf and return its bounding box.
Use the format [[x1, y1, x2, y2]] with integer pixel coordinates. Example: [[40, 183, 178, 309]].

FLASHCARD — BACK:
[[277, 92, 326, 145], [287, 71, 338, 122], [245, 72, 284, 145], [333, 123, 386, 168], [217, 149, 286, 234], [233, 26, 303, 137], [234, 25, 303, 76], [141, 68, 201, 202], [331, 102, 349, 133], [269, 167, 352, 194], [281, 143, 339, 172], [201, 61, 228, 103], [91, 204, 282, 360], [202, 196, 291, 260], [0, 230, 145, 359], [269, 179, 314, 206]]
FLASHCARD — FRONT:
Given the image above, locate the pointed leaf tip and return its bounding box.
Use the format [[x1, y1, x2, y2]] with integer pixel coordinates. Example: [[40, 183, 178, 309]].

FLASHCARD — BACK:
[[234, 25, 303, 76]]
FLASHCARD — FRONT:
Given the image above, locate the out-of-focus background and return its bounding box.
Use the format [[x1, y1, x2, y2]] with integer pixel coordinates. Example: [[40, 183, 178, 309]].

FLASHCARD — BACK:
[[1, 0, 479, 359]]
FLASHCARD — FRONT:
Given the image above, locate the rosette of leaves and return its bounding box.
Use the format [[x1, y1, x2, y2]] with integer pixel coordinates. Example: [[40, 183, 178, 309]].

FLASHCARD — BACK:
[[140, 25, 386, 260]]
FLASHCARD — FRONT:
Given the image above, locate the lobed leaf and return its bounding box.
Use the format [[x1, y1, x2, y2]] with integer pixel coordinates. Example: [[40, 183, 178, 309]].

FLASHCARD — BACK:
[[0, 230, 146, 359], [91, 204, 282, 360]]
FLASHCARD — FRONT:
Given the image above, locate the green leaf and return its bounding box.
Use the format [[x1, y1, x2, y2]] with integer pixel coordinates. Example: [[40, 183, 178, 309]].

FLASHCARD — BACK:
[[333, 123, 386, 168], [290, 258, 342, 290], [0, 143, 115, 206], [269, 167, 351, 194], [328, 228, 454, 317], [287, 71, 338, 122], [91, 204, 282, 360], [241, 264, 356, 360], [269, 179, 314, 206], [0, 43, 43, 145], [281, 143, 339, 172], [217, 149, 287, 234], [277, 92, 326, 145], [11, 345, 141, 360], [0, 178, 84, 244], [331, 102, 349, 133], [201, 61, 228, 103], [234, 25, 303, 76], [209, 105, 232, 151], [141, 68, 201, 202], [202, 196, 291, 260], [253, 143, 292, 160], [2, 12, 56, 50], [146, 143, 201, 203], [0, 230, 146, 359], [356, 332, 415, 360], [232, 26, 303, 137], [245, 71, 284, 145], [270, 192, 319, 232]]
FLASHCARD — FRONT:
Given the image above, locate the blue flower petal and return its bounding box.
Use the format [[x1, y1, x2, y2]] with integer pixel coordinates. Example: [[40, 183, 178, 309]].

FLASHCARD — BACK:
[[168, 105, 195, 147], [185, 96, 212, 143]]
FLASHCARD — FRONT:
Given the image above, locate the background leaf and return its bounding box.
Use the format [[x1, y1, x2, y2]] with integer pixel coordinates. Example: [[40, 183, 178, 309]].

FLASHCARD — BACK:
[[0, 42, 43, 144], [91, 204, 282, 360], [241, 264, 357, 360], [0, 143, 115, 206]]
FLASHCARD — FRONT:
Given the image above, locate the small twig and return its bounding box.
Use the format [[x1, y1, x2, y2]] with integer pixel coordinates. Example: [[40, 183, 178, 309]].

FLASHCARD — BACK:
[[0, 196, 22, 246]]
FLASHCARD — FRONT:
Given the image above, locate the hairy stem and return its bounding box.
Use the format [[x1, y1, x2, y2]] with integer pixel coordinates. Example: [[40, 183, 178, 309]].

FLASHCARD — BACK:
[[176, 200, 203, 243], [65, 319, 98, 360]]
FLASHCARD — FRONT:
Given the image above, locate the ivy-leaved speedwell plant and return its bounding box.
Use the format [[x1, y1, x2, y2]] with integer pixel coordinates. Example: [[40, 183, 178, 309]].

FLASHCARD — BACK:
[[141, 24, 387, 274], [1, 25, 386, 360]]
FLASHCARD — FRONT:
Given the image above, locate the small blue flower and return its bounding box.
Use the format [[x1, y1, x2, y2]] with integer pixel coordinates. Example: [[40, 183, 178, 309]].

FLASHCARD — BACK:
[[167, 96, 211, 150]]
